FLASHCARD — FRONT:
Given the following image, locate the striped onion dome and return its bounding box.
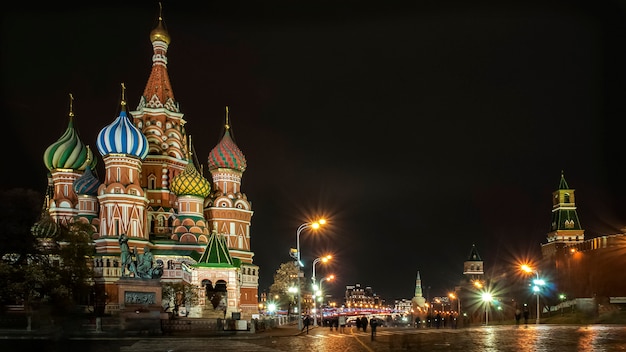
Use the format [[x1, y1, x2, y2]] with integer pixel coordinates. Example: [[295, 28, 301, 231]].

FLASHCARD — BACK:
[[31, 212, 60, 241], [96, 85, 149, 159], [171, 159, 211, 198], [30, 188, 61, 243], [208, 123, 246, 172], [44, 95, 96, 171], [73, 163, 100, 196]]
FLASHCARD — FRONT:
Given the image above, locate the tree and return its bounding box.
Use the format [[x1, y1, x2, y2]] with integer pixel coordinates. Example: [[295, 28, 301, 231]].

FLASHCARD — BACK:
[[162, 282, 199, 317], [269, 262, 304, 314], [0, 189, 95, 319]]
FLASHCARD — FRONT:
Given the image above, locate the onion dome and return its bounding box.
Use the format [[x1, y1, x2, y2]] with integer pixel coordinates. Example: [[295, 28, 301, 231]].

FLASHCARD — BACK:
[[44, 93, 96, 171], [73, 161, 101, 196], [171, 147, 211, 197], [207, 107, 247, 172], [30, 184, 61, 249], [150, 6, 170, 45], [97, 83, 149, 159], [31, 212, 60, 241]]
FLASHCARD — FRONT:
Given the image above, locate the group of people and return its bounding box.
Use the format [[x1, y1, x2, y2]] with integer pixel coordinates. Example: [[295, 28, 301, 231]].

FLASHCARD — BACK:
[[301, 314, 379, 339], [355, 316, 379, 340]]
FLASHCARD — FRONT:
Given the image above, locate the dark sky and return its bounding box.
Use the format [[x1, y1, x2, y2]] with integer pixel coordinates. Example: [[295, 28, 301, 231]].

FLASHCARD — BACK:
[[3, 0, 626, 302]]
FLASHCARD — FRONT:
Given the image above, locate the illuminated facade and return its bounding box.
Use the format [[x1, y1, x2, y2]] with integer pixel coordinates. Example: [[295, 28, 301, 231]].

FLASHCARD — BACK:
[[541, 172, 625, 299], [35, 6, 258, 319]]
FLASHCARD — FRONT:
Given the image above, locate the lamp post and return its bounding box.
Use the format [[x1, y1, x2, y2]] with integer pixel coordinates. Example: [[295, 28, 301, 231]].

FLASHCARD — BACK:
[[312, 255, 332, 327], [481, 292, 493, 325], [292, 219, 326, 330], [521, 264, 544, 324], [449, 292, 460, 328], [318, 275, 334, 317]]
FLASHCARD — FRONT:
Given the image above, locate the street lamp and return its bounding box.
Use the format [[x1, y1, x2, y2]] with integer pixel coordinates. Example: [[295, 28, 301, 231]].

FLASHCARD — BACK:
[[292, 219, 326, 330], [449, 292, 460, 327], [482, 291, 493, 325], [318, 275, 334, 309], [521, 264, 544, 324], [312, 255, 332, 327]]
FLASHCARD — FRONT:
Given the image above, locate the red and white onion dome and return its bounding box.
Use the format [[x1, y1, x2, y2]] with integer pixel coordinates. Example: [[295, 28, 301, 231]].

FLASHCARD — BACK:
[[207, 126, 247, 172]]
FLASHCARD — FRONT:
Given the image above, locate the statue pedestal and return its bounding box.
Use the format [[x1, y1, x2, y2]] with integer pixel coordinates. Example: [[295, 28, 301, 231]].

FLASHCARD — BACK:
[[117, 278, 167, 335]]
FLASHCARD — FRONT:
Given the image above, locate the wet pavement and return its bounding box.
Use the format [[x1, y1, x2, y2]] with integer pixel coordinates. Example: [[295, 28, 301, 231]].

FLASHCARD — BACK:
[[3, 324, 626, 351]]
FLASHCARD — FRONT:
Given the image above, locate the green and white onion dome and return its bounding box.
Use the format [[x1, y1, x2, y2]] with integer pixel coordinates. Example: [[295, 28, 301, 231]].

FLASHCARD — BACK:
[[44, 115, 96, 171]]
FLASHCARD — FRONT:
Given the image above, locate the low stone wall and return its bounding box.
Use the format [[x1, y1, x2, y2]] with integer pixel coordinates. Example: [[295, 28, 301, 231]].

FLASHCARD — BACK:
[[0, 314, 284, 337]]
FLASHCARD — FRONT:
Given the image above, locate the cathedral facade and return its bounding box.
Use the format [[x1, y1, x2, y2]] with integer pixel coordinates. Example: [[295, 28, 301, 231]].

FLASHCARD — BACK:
[[36, 7, 259, 319]]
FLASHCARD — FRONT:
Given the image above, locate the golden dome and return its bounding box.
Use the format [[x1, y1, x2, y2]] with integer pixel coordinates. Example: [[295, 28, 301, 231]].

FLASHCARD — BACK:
[[150, 16, 170, 45]]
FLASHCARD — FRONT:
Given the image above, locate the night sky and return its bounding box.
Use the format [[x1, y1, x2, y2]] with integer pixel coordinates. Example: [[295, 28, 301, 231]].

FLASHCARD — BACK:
[[3, 0, 626, 302]]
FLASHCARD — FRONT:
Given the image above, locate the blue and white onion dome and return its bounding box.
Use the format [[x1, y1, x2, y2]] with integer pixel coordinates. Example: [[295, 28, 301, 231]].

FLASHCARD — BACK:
[[96, 84, 149, 159]]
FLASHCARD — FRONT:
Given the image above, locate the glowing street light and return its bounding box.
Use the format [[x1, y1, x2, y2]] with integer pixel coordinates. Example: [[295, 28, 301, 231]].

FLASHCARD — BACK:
[[449, 291, 460, 316], [267, 302, 277, 316], [312, 255, 332, 326], [292, 219, 326, 330], [521, 264, 544, 324], [481, 291, 493, 325], [318, 275, 334, 307], [559, 293, 567, 315]]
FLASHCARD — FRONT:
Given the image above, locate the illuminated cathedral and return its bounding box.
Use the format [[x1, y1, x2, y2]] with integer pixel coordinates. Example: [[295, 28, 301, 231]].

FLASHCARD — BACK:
[[33, 6, 258, 319]]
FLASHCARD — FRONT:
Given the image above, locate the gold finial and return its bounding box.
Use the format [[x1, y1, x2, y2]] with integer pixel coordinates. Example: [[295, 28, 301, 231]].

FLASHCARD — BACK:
[[86, 145, 92, 165], [158, 1, 163, 21], [225, 106, 230, 130], [120, 83, 127, 106], [68, 93, 74, 118], [188, 135, 193, 159]]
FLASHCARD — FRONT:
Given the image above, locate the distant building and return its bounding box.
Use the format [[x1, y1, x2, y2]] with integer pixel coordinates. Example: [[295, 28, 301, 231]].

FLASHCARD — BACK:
[[345, 283, 383, 308], [463, 244, 484, 284], [411, 271, 426, 312]]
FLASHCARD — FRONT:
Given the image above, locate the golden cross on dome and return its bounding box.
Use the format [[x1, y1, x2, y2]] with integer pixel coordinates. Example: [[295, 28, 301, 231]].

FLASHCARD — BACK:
[[68, 93, 74, 117], [225, 106, 230, 130], [121, 83, 127, 106]]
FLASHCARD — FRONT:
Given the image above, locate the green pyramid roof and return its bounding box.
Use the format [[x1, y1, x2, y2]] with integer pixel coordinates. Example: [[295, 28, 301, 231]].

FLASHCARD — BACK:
[[197, 231, 235, 267]]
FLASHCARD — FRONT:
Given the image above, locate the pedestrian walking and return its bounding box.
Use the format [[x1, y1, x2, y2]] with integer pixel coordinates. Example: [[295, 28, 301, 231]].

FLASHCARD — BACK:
[[361, 316, 368, 332], [370, 317, 378, 340], [339, 315, 346, 333], [523, 304, 530, 324], [515, 307, 522, 325], [302, 315, 311, 334], [356, 316, 362, 330]]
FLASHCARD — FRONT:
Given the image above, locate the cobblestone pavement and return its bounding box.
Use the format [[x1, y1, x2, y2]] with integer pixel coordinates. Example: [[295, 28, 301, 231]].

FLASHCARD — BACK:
[[4, 324, 626, 352]]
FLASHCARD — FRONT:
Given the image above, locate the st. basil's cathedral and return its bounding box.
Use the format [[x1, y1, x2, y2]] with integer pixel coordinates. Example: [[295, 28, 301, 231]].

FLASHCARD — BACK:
[[32, 7, 258, 319]]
